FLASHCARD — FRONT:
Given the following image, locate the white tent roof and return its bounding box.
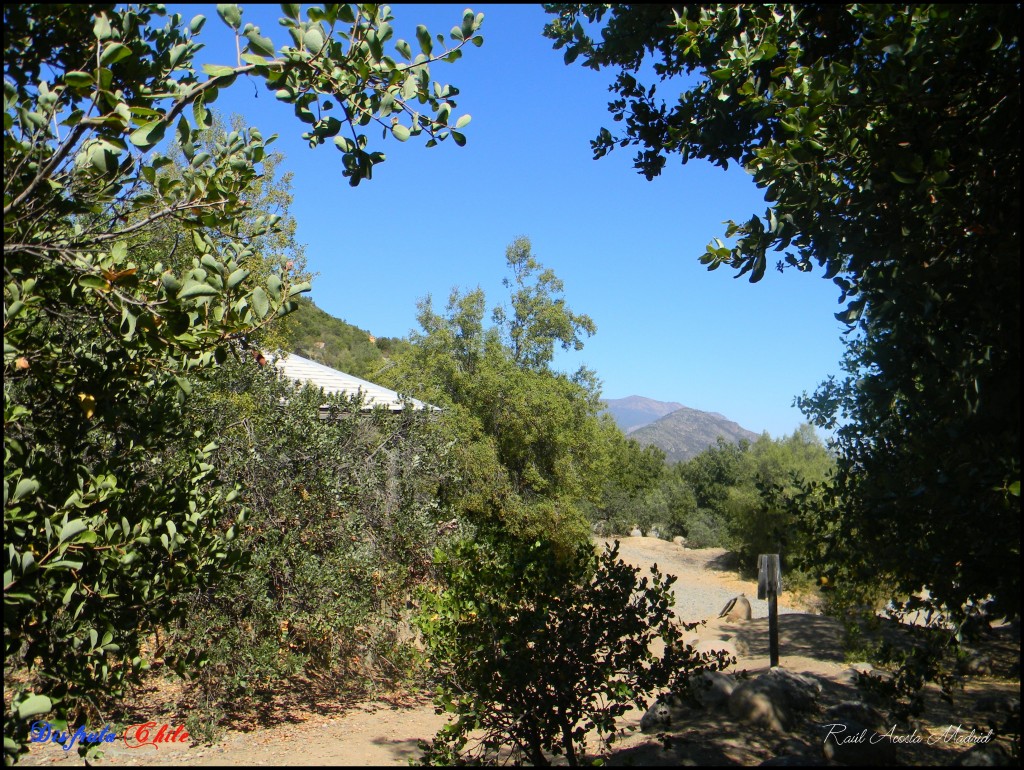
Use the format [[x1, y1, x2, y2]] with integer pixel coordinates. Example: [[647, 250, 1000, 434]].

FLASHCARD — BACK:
[[270, 352, 435, 412]]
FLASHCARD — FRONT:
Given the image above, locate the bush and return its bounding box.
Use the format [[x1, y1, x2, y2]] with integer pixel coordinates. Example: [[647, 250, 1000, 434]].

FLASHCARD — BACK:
[[163, 357, 455, 712], [415, 533, 732, 766], [682, 507, 730, 549]]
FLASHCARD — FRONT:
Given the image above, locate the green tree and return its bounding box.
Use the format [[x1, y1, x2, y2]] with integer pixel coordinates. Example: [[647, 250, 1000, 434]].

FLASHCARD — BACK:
[[4, 3, 482, 759], [383, 238, 605, 549], [493, 236, 597, 371], [723, 426, 834, 570], [544, 4, 1019, 626], [585, 428, 671, 536]]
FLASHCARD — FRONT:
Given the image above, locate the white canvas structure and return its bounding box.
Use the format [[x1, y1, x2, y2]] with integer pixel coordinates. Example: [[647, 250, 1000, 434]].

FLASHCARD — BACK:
[[270, 352, 435, 412]]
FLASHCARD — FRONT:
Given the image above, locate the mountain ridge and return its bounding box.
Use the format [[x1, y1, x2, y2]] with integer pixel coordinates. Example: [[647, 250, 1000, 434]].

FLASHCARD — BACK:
[[603, 396, 760, 463], [602, 395, 686, 434]]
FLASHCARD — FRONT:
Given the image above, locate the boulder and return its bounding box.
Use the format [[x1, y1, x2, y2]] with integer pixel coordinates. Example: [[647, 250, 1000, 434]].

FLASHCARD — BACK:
[[639, 694, 689, 733], [728, 668, 821, 732], [975, 694, 1020, 717], [639, 699, 673, 732], [629, 527, 643, 537], [684, 670, 737, 710], [672, 535, 687, 547], [957, 651, 994, 676], [695, 638, 737, 659], [952, 742, 1014, 766], [760, 756, 823, 766], [837, 664, 873, 686], [718, 593, 752, 621], [823, 700, 887, 732], [820, 719, 901, 766]]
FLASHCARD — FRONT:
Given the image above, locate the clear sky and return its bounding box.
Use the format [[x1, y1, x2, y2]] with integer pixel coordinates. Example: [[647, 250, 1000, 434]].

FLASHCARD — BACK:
[[183, 3, 850, 438]]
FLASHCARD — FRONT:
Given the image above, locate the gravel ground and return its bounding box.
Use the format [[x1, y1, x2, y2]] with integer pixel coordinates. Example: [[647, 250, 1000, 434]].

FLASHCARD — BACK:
[[593, 536, 804, 624]]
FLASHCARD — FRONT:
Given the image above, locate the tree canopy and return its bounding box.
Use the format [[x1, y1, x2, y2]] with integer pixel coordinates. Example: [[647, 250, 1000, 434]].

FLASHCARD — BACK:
[[545, 4, 1020, 624], [383, 237, 606, 549], [4, 3, 481, 759]]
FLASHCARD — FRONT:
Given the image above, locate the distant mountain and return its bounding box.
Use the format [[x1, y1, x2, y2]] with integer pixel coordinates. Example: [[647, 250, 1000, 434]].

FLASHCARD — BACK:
[[602, 396, 686, 433], [627, 405, 761, 464]]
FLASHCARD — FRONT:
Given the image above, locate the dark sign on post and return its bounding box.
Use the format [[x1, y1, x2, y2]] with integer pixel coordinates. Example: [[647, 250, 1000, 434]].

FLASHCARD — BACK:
[[758, 554, 782, 667]]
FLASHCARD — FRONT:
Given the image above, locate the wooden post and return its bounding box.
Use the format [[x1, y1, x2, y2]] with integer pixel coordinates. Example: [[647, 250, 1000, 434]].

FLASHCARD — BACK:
[[758, 554, 782, 668]]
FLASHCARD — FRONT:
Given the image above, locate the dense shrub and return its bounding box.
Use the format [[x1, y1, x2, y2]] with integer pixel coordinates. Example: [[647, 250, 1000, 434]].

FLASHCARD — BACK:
[[416, 534, 732, 766], [164, 357, 455, 716]]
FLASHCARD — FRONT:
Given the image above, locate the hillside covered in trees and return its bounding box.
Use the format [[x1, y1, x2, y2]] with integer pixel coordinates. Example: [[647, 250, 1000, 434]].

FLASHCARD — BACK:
[[281, 296, 409, 379]]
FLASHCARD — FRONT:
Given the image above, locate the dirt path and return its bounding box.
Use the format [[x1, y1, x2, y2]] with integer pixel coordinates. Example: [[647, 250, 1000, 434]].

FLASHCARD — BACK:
[[18, 537, 1019, 766]]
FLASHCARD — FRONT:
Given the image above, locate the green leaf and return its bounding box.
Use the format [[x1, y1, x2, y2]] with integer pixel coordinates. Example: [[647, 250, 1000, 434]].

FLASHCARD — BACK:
[[64, 71, 94, 88], [162, 272, 182, 292], [93, 13, 112, 40], [226, 268, 250, 289], [217, 4, 242, 30], [251, 287, 269, 319], [891, 171, 916, 184], [120, 308, 137, 339], [13, 477, 39, 502], [416, 25, 433, 55], [17, 695, 52, 720], [246, 29, 275, 57], [129, 119, 167, 149], [87, 141, 120, 174], [455, 114, 471, 129], [59, 520, 88, 544], [303, 26, 325, 52], [391, 124, 410, 142], [178, 280, 219, 299], [100, 43, 132, 66], [202, 63, 237, 78], [168, 43, 189, 69]]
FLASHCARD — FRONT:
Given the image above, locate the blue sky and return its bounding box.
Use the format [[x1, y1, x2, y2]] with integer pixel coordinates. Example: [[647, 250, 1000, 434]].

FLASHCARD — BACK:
[[184, 4, 850, 438]]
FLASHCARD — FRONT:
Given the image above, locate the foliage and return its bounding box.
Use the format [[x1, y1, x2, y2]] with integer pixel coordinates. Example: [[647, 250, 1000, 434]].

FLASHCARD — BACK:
[[545, 4, 1019, 627], [637, 427, 834, 563], [492, 238, 597, 371], [723, 425, 834, 569], [281, 296, 408, 379], [589, 425, 833, 556], [416, 535, 731, 766], [382, 238, 606, 551], [165, 356, 454, 719], [585, 429, 670, 536], [677, 437, 750, 525], [4, 3, 481, 761]]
